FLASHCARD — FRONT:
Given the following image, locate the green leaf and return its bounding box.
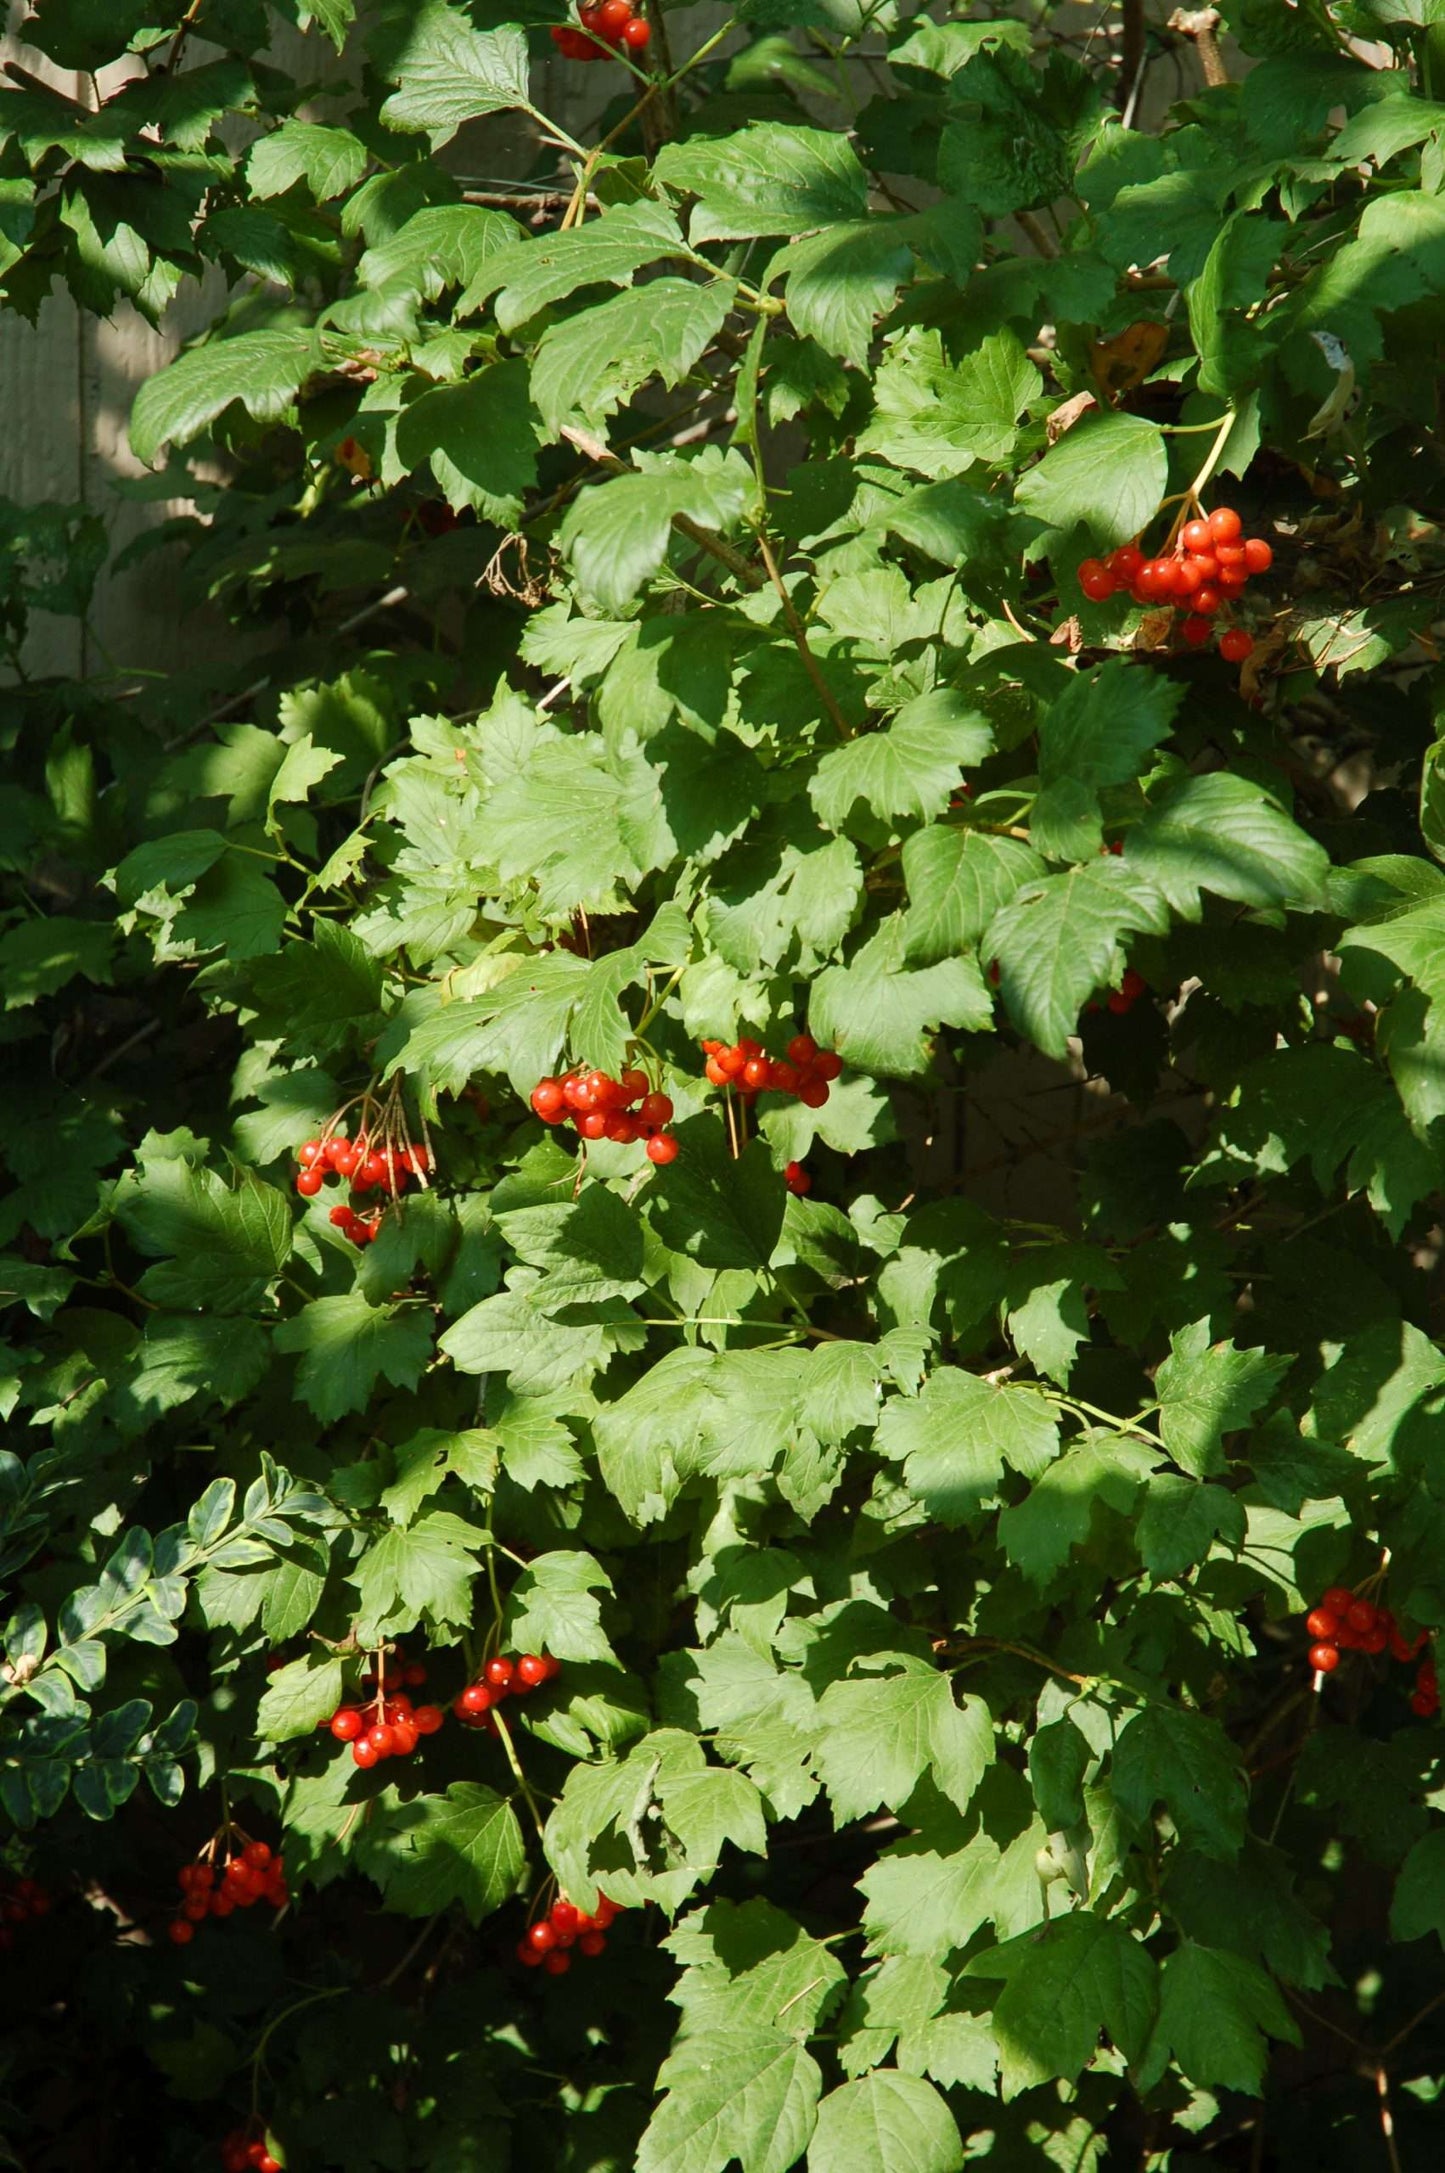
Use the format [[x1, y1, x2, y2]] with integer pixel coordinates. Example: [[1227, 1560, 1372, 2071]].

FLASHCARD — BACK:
[[965, 1912, 1158, 2098], [902, 828, 1045, 965], [1140, 1943, 1299, 2095], [667, 1898, 847, 2040], [247, 120, 367, 202], [807, 2072, 962, 2173], [1127, 774, 1330, 917], [274, 1294, 434, 1421], [779, 222, 916, 368], [656, 124, 868, 242], [1137, 1476, 1246, 1579], [986, 860, 1171, 1060], [0, 915, 112, 1008], [647, 1129, 785, 1273], [350, 1509, 487, 1640], [130, 329, 317, 464], [813, 1664, 992, 1821], [810, 915, 992, 1079], [393, 362, 538, 520], [861, 1826, 1013, 1959], [999, 1439, 1157, 1583], [1031, 661, 1183, 864], [368, 1782, 525, 1921], [256, 1654, 345, 1743], [505, 1549, 614, 1664], [393, 954, 592, 1099], [877, 1369, 1059, 1524], [532, 278, 733, 439], [1154, 1321, 1287, 1479], [857, 328, 1041, 478], [472, 201, 687, 331], [559, 447, 755, 614], [637, 2027, 823, 2173], [1014, 412, 1168, 550], [114, 1161, 291, 1313], [810, 693, 992, 831], [357, 204, 517, 300], [1112, 1704, 1247, 1861], [380, 15, 532, 145], [1390, 1828, 1445, 1946]]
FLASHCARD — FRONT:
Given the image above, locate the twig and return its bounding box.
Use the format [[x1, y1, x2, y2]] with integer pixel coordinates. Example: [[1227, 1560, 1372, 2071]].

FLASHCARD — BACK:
[[1375, 2062, 1404, 2173], [1117, 0, 1148, 121], [756, 531, 851, 739], [1381, 1985, 1445, 2059], [1167, 7, 1229, 89]]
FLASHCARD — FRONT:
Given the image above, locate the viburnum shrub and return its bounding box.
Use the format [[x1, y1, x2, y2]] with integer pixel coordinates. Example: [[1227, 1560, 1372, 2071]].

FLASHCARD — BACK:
[[6, 0, 1445, 2166]]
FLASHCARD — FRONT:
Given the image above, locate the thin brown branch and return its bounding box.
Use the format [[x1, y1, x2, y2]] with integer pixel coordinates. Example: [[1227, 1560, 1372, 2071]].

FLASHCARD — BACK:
[[1116, 0, 1147, 115], [1167, 7, 1229, 88], [756, 531, 852, 739]]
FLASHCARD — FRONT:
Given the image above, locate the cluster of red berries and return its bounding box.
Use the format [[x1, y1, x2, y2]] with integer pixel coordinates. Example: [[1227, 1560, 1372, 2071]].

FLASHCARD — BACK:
[[1087, 967, 1149, 1018], [453, 1651, 561, 1733], [169, 1840, 287, 1945], [220, 2129, 283, 2173], [550, 0, 650, 61], [1305, 1588, 1438, 1713], [530, 1069, 679, 1164], [517, 1890, 622, 1975], [701, 1033, 842, 1108], [0, 1874, 51, 1948], [327, 1660, 446, 1769], [294, 1131, 432, 1244], [1077, 505, 1272, 660]]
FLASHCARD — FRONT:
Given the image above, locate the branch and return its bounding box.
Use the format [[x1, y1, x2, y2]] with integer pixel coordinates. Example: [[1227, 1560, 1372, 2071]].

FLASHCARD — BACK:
[[1115, 0, 1147, 116], [756, 531, 852, 739], [1167, 7, 1229, 88]]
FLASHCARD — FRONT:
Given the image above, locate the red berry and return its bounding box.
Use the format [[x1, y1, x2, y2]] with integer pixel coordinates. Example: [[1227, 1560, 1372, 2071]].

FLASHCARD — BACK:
[[1242, 536, 1273, 573], [637, 1091, 673, 1130], [787, 1035, 817, 1066], [1181, 614, 1211, 648], [1361, 1626, 1389, 1655], [295, 1169, 324, 1198], [742, 1056, 770, 1091], [518, 1936, 543, 1965], [460, 1682, 492, 1715], [550, 1901, 580, 1935], [813, 1051, 842, 1081], [390, 1721, 420, 1757], [169, 1917, 195, 1945], [414, 1704, 444, 1735], [599, 0, 631, 22], [528, 1920, 558, 1952], [543, 1949, 571, 1975], [577, 1110, 608, 1141], [1077, 559, 1115, 602], [1193, 585, 1224, 615], [1218, 628, 1254, 662], [1309, 1642, 1340, 1673], [1108, 544, 1143, 581], [243, 1842, 272, 1870], [516, 1655, 549, 1688], [578, 1929, 607, 1956], [1305, 1609, 1341, 1641], [352, 1737, 380, 1769], [646, 1131, 679, 1165], [1180, 518, 1211, 553], [1322, 1587, 1355, 1613], [258, 2157, 282, 2173], [486, 1657, 515, 1691], [592, 1895, 619, 1927], [298, 1140, 323, 1167], [329, 1142, 359, 1177], [784, 1161, 811, 1195], [622, 14, 650, 44], [1346, 1600, 1378, 1633], [1213, 543, 1246, 568], [704, 1055, 728, 1086], [1208, 505, 1242, 544]]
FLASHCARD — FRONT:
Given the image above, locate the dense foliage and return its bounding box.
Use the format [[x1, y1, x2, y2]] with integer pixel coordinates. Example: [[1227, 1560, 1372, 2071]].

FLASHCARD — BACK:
[[5, 0, 1445, 2165]]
